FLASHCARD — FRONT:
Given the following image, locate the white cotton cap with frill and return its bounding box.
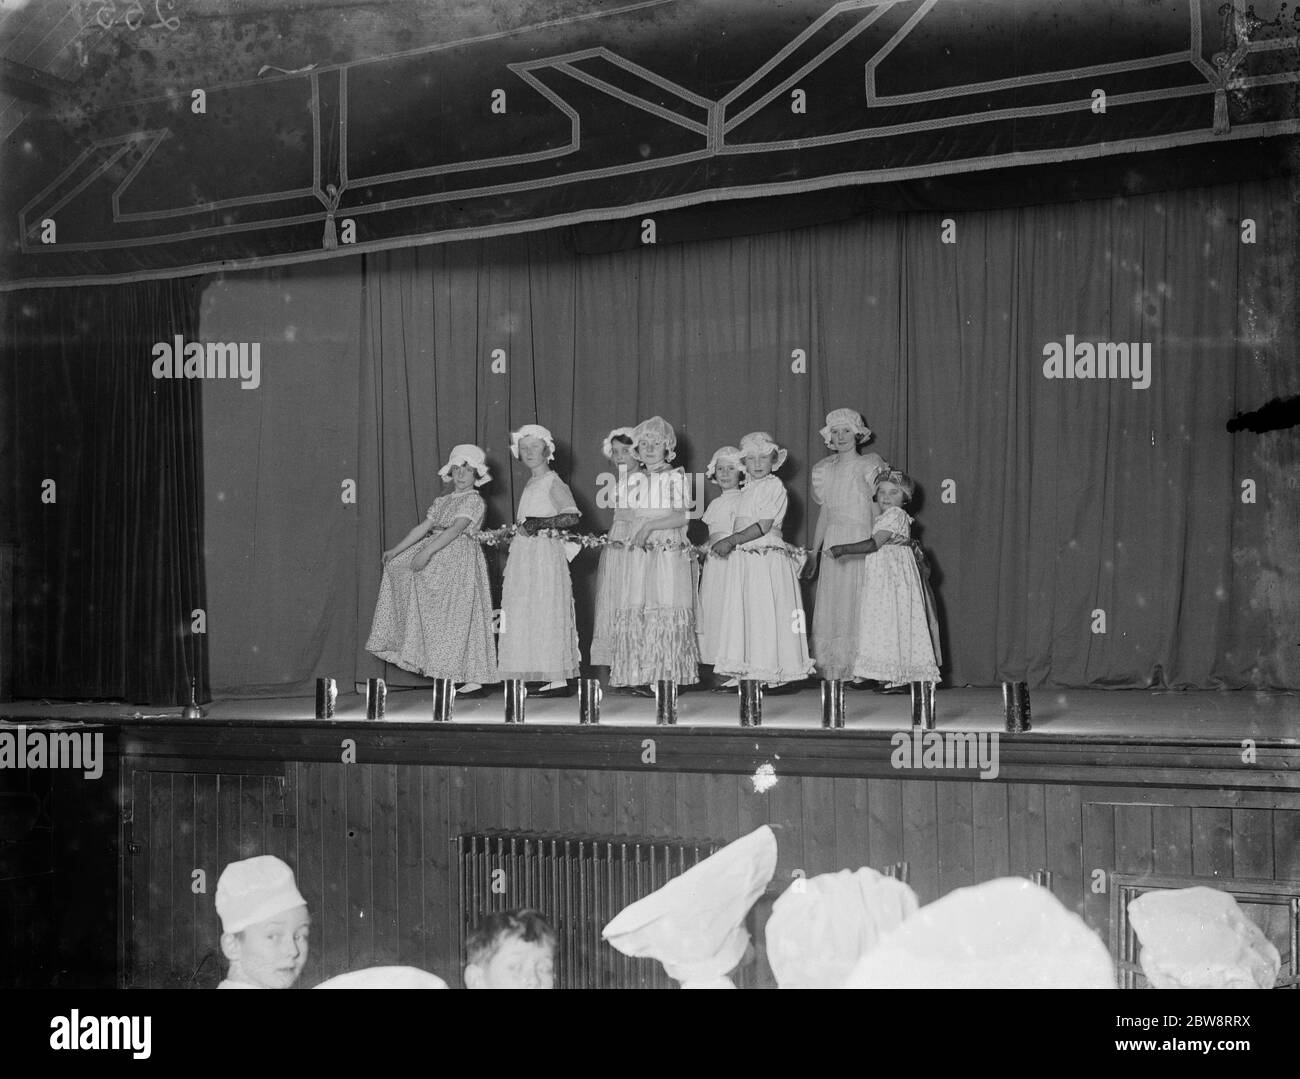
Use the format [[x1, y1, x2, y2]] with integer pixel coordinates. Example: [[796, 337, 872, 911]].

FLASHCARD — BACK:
[[705, 445, 747, 482], [765, 867, 919, 989], [601, 426, 637, 460], [738, 431, 788, 472], [313, 966, 449, 989], [437, 444, 492, 487], [1128, 886, 1280, 989], [631, 416, 678, 462], [819, 408, 872, 446], [510, 423, 556, 460], [602, 825, 778, 988], [842, 877, 1116, 988]]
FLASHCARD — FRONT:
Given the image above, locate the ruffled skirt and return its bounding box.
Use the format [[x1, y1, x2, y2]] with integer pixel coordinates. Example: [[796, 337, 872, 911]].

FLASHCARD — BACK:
[[610, 546, 699, 685]]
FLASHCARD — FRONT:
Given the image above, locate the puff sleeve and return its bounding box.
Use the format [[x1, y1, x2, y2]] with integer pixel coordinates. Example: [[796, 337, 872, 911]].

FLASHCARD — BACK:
[[810, 456, 833, 506]]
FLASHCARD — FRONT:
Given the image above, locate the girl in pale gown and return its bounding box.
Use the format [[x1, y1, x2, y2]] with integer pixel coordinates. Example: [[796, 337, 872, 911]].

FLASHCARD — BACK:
[[590, 427, 638, 674], [366, 444, 497, 692], [496, 424, 582, 695], [696, 446, 745, 686], [610, 416, 700, 689], [803, 409, 887, 682], [831, 469, 941, 688], [712, 432, 815, 689]]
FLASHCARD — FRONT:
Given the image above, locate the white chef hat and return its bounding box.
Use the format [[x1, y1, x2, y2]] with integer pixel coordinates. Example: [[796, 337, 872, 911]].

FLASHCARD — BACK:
[[1128, 886, 1280, 989], [313, 966, 449, 989], [819, 408, 872, 447], [602, 427, 637, 460], [739, 431, 787, 472], [843, 877, 1115, 988], [765, 868, 919, 989], [438, 444, 491, 487], [510, 424, 556, 460], [602, 825, 778, 988], [216, 855, 309, 935], [705, 446, 746, 483], [631, 416, 677, 462]]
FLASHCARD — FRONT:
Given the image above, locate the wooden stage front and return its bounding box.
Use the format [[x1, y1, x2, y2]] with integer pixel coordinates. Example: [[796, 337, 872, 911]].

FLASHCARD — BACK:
[[2, 687, 1297, 988]]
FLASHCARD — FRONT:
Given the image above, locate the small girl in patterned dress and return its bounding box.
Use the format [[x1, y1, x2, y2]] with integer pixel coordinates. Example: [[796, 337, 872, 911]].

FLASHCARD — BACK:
[[366, 444, 497, 693], [830, 469, 940, 688]]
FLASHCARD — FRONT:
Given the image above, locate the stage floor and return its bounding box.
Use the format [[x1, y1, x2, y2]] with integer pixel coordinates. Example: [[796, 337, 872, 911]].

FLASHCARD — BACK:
[[3, 686, 1297, 743]]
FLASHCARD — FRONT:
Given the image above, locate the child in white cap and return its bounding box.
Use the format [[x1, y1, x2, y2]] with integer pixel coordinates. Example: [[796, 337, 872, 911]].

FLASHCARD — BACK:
[[803, 409, 888, 685], [366, 443, 498, 695], [712, 432, 815, 692], [497, 425, 582, 696], [610, 416, 699, 691], [215, 855, 311, 989], [590, 427, 638, 682], [698, 446, 745, 688]]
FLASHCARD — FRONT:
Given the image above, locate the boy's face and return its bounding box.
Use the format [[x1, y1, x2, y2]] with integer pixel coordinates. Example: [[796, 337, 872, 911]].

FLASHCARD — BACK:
[[465, 936, 555, 989], [223, 905, 311, 989]]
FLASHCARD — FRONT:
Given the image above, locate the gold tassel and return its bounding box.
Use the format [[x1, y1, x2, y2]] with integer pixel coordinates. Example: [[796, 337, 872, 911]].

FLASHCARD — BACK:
[[322, 211, 337, 250], [1213, 86, 1229, 135]]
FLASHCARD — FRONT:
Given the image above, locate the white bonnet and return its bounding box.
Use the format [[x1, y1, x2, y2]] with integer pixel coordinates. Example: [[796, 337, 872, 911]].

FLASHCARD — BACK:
[[631, 416, 677, 462], [820, 408, 872, 447], [510, 424, 556, 461], [437, 444, 491, 487], [739, 431, 788, 472]]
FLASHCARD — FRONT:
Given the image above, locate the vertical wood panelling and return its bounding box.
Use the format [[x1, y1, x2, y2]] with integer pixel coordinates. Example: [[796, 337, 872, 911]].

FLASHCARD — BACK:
[[901, 781, 938, 902], [1113, 803, 1153, 874], [832, 778, 869, 870], [867, 778, 903, 868], [936, 782, 975, 897], [125, 759, 1300, 989], [394, 764, 425, 970], [1232, 809, 1274, 879], [1081, 801, 1114, 943], [372, 764, 399, 966], [971, 782, 1009, 880], [1151, 805, 1192, 875], [1191, 806, 1233, 879]]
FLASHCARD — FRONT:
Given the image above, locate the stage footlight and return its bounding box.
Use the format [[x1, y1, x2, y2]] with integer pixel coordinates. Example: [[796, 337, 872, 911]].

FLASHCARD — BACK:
[[1003, 681, 1032, 732], [365, 677, 386, 720], [654, 680, 677, 726], [910, 681, 935, 729], [315, 678, 337, 719], [432, 679, 455, 723], [739, 679, 762, 727], [504, 680, 527, 724], [578, 678, 602, 725], [182, 678, 206, 720], [820, 680, 845, 729]]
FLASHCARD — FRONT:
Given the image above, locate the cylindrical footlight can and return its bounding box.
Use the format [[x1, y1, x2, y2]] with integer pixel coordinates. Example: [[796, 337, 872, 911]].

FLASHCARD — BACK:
[[315, 677, 337, 719], [654, 680, 677, 726], [365, 677, 386, 720], [739, 679, 762, 727], [910, 682, 935, 729], [1003, 681, 1031, 732], [504, 679, 527, 724], [820, 680, 845, 729], [432, 678, 455, 723], [1031, 869, 1054, 891], [578, 678, 602, 725]]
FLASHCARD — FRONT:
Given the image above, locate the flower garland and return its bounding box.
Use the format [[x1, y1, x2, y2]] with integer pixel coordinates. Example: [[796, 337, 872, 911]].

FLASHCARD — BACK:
[[467, 525, 810, 562]]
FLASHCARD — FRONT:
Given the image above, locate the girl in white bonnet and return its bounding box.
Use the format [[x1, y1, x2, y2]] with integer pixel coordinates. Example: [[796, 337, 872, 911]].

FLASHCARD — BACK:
[[802, 408, 888, 686], [590, 427, 638, 684], [366, 443, 498, 695], [496, 424, 582, 696], [711, 432, 815, 691], [698, 445, 745, 687]]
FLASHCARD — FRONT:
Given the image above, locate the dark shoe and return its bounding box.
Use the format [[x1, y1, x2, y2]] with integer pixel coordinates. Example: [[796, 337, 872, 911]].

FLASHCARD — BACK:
[[615, 684, 655, 698], [454, 684, 488, 699], [530, 682, 573, 699], [711, 679, 739, 693], [763, 680, 804, 696], [845, 678, 877, 691], [874, 682, 910, 695]]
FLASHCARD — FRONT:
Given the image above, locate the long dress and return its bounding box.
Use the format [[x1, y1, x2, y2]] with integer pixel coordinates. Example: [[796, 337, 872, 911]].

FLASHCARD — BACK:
[[810, 451, 887, 679], [365, 490, 498, 683], [713, 475, 816, 683], [496, 471, 582, 682], [851, 507, 941, 687], [590, 468, 638, 667], [696, 487, 741, 664], [611, 467, 700, 685]]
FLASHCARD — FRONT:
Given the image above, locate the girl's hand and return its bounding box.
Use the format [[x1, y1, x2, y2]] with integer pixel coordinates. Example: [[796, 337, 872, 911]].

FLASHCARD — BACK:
[[827, 545, 845, 559], [712, 538, 734, 558], [630, 523, 652, 547], [412, 551, 432, 572], [381, 548, 396, 565], [800, 550, 819, 579]]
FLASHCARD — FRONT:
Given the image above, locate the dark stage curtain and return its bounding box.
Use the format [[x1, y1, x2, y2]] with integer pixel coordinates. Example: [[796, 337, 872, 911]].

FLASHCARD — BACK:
[[1, 280, 208, 704], [200, 177, 1299, 696]]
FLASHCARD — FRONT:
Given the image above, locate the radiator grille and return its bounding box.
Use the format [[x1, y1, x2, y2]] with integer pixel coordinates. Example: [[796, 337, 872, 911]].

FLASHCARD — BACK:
[[455, 830, 721, 989]]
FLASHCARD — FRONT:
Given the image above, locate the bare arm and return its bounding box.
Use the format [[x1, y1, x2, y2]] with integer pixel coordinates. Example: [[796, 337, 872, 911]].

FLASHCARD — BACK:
[[411, 516, 470, 568]]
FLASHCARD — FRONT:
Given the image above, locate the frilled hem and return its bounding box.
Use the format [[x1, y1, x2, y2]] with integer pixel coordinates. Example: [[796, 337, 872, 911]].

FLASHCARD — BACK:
[[852, 660, 940, 687], [713, 657, 816, 682], [366, 646, 498, 685], [610, 607, 700, 686]]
